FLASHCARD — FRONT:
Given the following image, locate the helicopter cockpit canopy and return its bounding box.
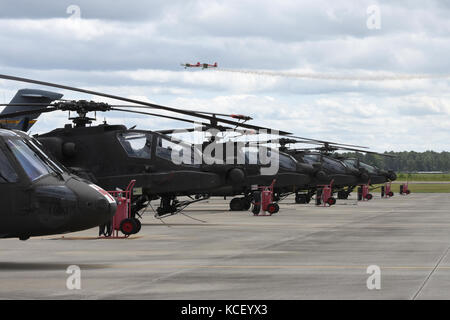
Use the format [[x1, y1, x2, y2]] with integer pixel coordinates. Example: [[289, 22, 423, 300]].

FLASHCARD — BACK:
[[359, 161, 378, 174], [342, 159, 359, 170], [241, 146, 296, 171], [0, 130, 65, 182], [302, 153, 347, 173], [0, 143, 18, 183], [302, 153, 321, 164], [117, 132, 152, 159], [155, 135, 201, 166]]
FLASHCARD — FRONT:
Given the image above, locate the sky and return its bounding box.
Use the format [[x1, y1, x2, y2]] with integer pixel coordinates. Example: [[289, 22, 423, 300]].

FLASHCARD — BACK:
[[0, 0, 450, 152]]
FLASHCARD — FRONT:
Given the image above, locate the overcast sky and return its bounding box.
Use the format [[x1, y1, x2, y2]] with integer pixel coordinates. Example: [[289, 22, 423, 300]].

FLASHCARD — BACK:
[[1, 0, 450, 151]]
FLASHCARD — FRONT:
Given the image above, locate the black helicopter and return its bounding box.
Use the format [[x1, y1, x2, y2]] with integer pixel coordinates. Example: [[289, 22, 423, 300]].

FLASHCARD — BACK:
[[0, 128, 117, 240], [279, 138, 397, 201], [0, 74, 305, 228], [248, 137, 397, 203], [187, 139, 322, 211], [160, 132, 330, 211]]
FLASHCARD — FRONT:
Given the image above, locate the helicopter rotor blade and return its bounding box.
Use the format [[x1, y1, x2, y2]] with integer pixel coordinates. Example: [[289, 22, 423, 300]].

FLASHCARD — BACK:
[[288, 134, 369, 149], [0, 102, 250, 122], [156, 127, 202, 135], [330, 146, 397, 157], [111, 107, 211, 127], [291, 145, 396, 158], [0, 74, 290, 135], [110, 105, 253, 121], [0, 103, 54, 107]]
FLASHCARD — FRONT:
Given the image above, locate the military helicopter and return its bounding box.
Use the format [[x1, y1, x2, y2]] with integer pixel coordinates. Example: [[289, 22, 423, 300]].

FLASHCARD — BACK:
[[0, 74, 300, 228], [0, 128, 117, 240], [248, 137, 396, 203], [167, 135, 330, 211], [181, 138, 325, 211], [281, 139, 397, 201]]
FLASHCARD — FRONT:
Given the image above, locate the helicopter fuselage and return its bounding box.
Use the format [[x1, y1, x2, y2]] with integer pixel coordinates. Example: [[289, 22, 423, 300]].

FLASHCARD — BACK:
[[0, 129, 116, 239]]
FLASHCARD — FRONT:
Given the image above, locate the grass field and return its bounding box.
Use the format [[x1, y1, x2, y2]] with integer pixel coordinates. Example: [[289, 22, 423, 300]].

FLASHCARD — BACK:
[[396, 173, 450, 181]]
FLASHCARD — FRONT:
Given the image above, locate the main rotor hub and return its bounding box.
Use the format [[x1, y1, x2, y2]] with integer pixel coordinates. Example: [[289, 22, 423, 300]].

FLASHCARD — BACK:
[[56, 100, 112, 127]]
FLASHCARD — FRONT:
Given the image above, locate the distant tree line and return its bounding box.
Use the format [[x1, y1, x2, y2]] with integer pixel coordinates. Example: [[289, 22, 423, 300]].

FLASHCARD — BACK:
[[337, 151, 450, 172]]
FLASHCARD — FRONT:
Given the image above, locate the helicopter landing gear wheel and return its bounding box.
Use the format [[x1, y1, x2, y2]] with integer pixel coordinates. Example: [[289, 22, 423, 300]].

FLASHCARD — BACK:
[[133, 218, 141, 234], [337, 190, 349, 200], [120, 218, 137, 236], [230, 198, 244, 211], [242, 198, 251, 211], [295, 194, 307, 204]]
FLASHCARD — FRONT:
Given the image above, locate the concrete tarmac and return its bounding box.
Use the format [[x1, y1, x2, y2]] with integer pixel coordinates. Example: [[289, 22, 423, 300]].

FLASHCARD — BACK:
[[1, 193, 450, 299]]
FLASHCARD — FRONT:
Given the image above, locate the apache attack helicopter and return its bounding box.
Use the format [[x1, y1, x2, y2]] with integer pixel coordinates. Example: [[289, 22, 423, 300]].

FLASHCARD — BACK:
[[272, 137, 397, 201], [0, 128, 117, 240], [166, 136, 326, 211], [0, 74, 300, 230]]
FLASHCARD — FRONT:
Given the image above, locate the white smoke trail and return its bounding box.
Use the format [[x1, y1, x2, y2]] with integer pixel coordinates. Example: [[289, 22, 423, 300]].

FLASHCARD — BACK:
[[213, 68, 450, 81]]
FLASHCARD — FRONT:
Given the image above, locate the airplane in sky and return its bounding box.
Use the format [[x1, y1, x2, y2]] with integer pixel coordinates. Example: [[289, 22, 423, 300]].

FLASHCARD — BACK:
[[181, 62, 218, 69]]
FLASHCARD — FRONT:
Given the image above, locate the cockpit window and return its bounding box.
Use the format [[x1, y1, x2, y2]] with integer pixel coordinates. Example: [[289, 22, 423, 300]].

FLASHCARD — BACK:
[[7, 139, 54, 181], [27, 139, 65, 174], [241, 146, 272, 165], [156, 136, 200, 166], [322, 156, 345, 172], [279, 154, 297, 171], [343, 159, 358, 170], [118, 132, 151, 159], [0, 147, 18, 183], [303, 154, 320, 164], [360, 162, 377, 174]]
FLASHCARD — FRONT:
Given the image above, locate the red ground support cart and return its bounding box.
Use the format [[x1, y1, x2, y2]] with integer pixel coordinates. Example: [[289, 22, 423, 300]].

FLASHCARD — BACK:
[[251, 179, 279, 216], [400, 182, 411, 195], [316, 179, 336, 207], [382, 182, 394, 198], [100, 180, 140, 238], [358, 182, 373, 201]]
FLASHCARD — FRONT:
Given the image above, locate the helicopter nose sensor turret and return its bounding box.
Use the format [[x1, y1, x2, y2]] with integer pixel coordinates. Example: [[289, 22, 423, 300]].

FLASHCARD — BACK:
[[64, 178, 117, 232]]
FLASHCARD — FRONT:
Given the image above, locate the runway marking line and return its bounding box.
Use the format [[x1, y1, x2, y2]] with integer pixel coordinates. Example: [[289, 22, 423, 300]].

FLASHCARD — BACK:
[[104, 264, 450, 271]]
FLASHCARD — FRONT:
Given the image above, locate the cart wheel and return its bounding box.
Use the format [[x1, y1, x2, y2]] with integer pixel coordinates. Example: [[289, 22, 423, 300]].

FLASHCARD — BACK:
[[120, 218, 137, 236], [365, 193, 373, 200], [243, 199, 251, 211], [267, 203, 278, 214], [272, 203, 280, 213], [326, 197, 336, 206], [133, 218, 141, 234], [230, 198, 244, 211], [406, 190, 411, 194], [306, 195, 311, 203], [388, 191, 394, 197]]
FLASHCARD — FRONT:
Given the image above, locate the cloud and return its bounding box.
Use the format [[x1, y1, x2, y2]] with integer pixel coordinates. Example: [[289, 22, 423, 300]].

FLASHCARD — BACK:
[[0, 1, 449, 152]]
